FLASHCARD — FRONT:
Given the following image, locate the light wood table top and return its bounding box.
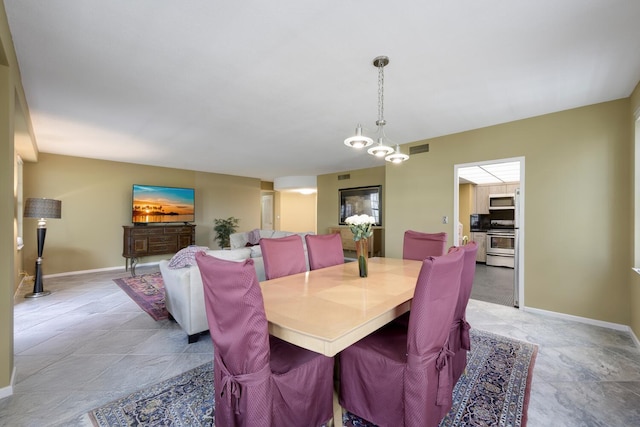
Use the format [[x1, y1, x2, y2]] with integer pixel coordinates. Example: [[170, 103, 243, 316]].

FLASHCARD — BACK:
[[260, 257, 423, 357]]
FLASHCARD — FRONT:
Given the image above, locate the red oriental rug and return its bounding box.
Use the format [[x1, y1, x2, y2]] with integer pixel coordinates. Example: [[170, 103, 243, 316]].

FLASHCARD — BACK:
[[113, 272, 168, 320]]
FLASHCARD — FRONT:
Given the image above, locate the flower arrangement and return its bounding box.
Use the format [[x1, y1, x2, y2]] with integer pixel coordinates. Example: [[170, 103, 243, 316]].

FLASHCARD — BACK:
[[345, 214, 376, 278], [345, 214, 376, 241]]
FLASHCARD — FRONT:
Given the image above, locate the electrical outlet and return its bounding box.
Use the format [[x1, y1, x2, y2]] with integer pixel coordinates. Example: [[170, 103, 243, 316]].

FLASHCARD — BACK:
[[442, 216, 448, 224]]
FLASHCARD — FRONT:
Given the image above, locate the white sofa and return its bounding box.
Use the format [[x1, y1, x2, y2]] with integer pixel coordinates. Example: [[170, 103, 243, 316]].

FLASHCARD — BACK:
[[159, 229, 313, 343]]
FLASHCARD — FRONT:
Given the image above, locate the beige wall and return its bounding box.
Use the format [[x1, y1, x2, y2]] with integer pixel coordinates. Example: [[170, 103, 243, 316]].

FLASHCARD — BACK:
[[0, 0, 40, 393], [22, 154, 262, 273], [317, 166, 385, 232], [278, 192, 317, 233], [385, 99, 631, 325], [631, 80, 640, 338], [194, 171, 262, 247], [0, 65, 14, 394]]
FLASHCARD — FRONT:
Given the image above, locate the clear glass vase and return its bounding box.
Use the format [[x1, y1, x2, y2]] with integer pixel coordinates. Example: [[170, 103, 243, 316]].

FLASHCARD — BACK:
[[355, 238, 369, 278]]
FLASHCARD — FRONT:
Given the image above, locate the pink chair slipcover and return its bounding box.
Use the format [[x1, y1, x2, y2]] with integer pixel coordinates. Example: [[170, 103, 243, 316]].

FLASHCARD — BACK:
[[259, 234, 306, 280], [196, 252, 334, 426], [394, 230, 449, 328], [339, 248, 465, 427], [448, 241, 479, 385], [305, 233, 344, 270], [402, 230, 448, 261]]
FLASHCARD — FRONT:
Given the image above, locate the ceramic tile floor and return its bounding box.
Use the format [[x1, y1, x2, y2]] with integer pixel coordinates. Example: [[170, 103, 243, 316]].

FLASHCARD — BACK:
[[471, 263, 516, 307], [1, 265, 640, 426]]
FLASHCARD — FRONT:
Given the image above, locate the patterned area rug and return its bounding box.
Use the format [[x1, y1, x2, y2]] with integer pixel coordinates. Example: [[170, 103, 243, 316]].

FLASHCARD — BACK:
[[113, 272, 168, 320], [88, 329, 537, 426]]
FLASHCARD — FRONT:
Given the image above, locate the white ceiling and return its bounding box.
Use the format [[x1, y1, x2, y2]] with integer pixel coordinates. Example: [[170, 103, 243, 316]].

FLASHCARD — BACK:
[[458, 161, 520, 184], [5, 1, 640, 181]]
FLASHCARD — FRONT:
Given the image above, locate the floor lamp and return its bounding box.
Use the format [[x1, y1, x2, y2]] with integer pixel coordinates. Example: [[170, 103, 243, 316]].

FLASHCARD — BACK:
[[24, 198, 62, 298]]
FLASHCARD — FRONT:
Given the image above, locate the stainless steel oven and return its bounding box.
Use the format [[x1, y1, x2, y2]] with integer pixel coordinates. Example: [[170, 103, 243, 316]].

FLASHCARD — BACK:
[[486, 229, 515, 268]]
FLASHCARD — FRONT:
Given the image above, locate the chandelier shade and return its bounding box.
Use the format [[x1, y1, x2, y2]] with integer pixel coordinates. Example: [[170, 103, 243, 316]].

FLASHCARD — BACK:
[[385, 144, 410, 164], [367, 138, 395, 157], [344, 124, 374, 148], [344, 56, 409, 163]]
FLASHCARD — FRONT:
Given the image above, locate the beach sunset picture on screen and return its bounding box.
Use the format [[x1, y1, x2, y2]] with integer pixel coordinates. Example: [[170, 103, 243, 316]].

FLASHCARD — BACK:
[[132, 185, 195, 224]]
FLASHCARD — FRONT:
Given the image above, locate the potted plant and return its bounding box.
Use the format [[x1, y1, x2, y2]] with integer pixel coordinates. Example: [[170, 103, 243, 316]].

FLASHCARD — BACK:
[[213, 217, 239, 248]]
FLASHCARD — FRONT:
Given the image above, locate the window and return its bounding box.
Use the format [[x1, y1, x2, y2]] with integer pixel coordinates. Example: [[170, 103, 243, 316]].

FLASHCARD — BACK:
[[16, 155, 24, 250]]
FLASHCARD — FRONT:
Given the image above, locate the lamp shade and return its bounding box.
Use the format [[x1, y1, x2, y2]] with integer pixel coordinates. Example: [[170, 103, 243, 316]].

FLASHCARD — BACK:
[[24, 198, 62, 219]]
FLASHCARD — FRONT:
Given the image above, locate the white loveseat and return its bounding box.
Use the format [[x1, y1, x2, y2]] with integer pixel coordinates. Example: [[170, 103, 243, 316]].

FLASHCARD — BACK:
[[159, 229, 313, 343]]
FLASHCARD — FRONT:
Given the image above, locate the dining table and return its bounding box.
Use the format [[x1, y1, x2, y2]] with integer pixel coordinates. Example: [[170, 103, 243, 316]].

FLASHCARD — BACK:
[[260, 256, 424, 425]]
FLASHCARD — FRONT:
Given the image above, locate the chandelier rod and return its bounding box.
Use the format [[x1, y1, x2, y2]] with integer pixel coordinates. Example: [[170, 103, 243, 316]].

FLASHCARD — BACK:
[[376, 56, 386, 127]]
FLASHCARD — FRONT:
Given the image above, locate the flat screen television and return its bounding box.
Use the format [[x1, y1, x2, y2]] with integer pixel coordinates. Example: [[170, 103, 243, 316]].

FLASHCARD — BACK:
[[132, 184, 195, 225]]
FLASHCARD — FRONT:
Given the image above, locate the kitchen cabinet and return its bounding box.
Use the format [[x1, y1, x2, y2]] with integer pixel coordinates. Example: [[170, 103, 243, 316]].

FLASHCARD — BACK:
[[470, 232, 486, 263], [475, 186, 491, 214], [489, 184, 506, 195], [474, 182, 520, 215]]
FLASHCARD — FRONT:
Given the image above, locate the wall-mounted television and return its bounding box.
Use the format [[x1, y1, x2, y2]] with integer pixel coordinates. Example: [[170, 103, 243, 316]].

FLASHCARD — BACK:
[[132, 184, 195, 225]]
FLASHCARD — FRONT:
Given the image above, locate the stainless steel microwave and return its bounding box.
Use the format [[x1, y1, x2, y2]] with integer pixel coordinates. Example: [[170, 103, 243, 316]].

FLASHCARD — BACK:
[[489, 193, 515, 210]]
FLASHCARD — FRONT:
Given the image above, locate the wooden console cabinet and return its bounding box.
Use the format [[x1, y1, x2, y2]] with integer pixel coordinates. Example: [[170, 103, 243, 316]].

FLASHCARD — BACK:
[[123, 224, 195, 275], [328, 226, 383, 258]]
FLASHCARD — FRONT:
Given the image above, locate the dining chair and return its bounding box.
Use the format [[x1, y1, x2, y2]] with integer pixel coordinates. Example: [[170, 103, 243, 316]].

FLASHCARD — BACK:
[[305, 233, 344, 270], [260, 234, 307, 280], [402, 230, 448, 261], [339, 247, 465, 427], [393, 230, 449, 329], [195, 252, 334, 426], [448, 241, 479, 385]]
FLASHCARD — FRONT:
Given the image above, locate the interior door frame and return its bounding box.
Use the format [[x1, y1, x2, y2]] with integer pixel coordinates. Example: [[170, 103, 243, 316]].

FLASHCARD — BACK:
[[261, 191, 274, 231], [453, 156, 526, 310]]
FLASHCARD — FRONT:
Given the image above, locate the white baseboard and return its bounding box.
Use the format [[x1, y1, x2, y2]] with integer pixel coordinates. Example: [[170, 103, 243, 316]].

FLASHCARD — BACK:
[[0, 367, 16, 399], [42, 261, 160, 278], [524, 306, 640, 348], [14, 274, 33, 298]]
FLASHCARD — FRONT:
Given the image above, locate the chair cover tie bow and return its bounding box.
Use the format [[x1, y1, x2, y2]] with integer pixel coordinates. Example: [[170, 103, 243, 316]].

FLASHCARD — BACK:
[[434, 346, 455, 406], [219, 361, 271, 415], [407, 345, 455, 406], [460, 319, 471, 351]]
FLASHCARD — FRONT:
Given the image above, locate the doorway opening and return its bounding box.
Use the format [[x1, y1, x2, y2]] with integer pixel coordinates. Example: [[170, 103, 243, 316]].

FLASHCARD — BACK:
[[454, 157, 525, 309], [261, 192, 274, 231]]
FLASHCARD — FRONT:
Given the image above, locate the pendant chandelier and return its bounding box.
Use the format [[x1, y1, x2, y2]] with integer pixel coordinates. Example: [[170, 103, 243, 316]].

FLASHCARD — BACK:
[[344, 56, 409, 164]]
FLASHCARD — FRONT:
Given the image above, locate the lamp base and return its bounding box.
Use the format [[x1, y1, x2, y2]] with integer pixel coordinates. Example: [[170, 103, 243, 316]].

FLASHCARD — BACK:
[[25, 290, 51, 298]]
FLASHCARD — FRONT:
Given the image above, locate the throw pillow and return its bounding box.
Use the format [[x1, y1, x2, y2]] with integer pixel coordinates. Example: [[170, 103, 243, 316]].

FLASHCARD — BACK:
[[168, 245, 209, 269], [248, 228, 261, 245]]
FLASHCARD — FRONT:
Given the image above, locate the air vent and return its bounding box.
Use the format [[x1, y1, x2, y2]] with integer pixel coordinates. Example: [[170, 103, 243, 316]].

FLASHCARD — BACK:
[[338, 174, 351, 180], [409, 144, 429, 155]]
